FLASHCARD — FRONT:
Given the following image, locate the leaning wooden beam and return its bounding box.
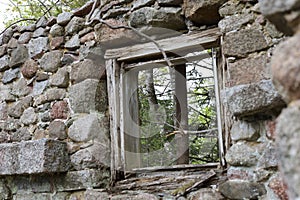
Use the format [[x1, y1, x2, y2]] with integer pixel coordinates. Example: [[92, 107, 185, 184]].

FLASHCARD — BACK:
[[104, 28, 221, 61]]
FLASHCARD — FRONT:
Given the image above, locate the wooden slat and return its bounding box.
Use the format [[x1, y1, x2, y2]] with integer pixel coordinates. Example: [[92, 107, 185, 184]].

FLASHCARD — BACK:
[[124, 52, 211, 71], [106, 59, 124, 182], [104, 28, 220, 61]]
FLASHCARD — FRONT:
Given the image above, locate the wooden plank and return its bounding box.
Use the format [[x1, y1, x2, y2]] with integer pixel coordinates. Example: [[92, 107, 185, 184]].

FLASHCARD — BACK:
[[104, 28, 220, 61], [131, 162, 219, 173], [124, 52, 211, 71], [106, 59, 124, 182]]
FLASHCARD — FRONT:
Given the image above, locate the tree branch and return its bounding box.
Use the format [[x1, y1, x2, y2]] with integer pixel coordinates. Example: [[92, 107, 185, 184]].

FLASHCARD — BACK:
[[0, 18, 37, 35], [100, 19, 173, 67]]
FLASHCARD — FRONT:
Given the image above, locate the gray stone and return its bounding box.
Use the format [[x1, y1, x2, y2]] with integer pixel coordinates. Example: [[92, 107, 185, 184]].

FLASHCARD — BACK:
[[71, 59, 106, 83], [218, 13, 255, 33], [56, 169, 110, 191], [68, 113, 109, 143], [7, 38, 18, 49], [132, 0, 155, 10], [0, 139, 70, 175], [48, 121, 67, 140], [0, 119, 20, 132], [39, 50, 63, 72], [9, 44, 29, 67], [260, 0, 300, 16], [225, 141, 264, 166], [257, 142, 278, 169], [8, 96, 33, 118], [36, 16, 48, 28], [111, 193, 159, 200], [276, 104, 300, 199], [271, 34, 300, 103], [69, 79, 107, 113], [32, 27, 47, 38], [27, 37, 49, 58], [33, 80, 48, 96], [230, 120, 260, 141], [0, 102, 8, 120], [219, 180, 266, 200], [2, 68, 19, 84], [50, 67, 69, 88], [36, 72, 49, 81], [50, 36, 64, 50], [223, 29, 269, 57], [13, 192, 60, 200], [21, 59, 38, 79], [11, 78, 31, 97], [84, 190, 110, 200], [0, 55, 9, 72], [223, 80, 285, 117], [0, 45, 7, 57], [65, 34, 80, 50], [40, 111, 51, 122], [34, 88, 66, 106], [102, 7, 131, 19], [65, 16, 85, 35], [183, 0, 226, 25], [70, 143, 110, 170], [20, 107, 37, 125], [188, 188, 224, 200], [158, 0, 183, 6], [20, 24, 36, 32], [18, 32, 32, 44], [0, 84, 14, 102], [227, 167, 271, 182], [50, 24, 65, 37], [57, 12, 73, 26], [265, 21, 284, 39], [0, 28, 13, 45], [129, 7, 186, 30], [0, 180, 11, 200], [11, 127, 32, 142]]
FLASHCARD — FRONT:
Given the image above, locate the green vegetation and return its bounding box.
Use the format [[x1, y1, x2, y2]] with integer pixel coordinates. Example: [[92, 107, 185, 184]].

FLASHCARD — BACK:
[[137, 55, 219, 167], [5, 0, 88, 27]]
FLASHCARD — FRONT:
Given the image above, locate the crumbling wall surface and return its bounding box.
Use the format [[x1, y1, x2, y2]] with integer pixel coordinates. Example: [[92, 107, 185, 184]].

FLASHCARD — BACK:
[[0, 0, 290, 199], [218, 0, 289, 200], [260, 0, 300, 199]]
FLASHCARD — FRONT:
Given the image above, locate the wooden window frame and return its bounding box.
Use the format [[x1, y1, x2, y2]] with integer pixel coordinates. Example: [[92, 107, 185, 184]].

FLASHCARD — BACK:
[[104, 28, 224, 182]]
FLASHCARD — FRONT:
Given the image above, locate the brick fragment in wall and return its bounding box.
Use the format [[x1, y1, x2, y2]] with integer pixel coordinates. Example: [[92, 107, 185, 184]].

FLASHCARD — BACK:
[[50, 100, 69, 120], [222, 29, 269, 57], [94, 19, 140, 48], [0, 139, 70, 175], [183, 0, 226, 25], [21, 59, 38, 79], [222, 80, 285, 117]]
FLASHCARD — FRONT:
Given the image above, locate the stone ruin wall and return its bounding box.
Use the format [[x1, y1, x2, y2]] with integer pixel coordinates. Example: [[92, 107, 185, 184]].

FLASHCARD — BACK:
[[0, 0, 297, 199]]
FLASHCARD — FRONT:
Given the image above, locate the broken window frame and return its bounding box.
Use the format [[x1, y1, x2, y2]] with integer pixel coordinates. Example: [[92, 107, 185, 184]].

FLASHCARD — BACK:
[[104, 28, 225, 182]]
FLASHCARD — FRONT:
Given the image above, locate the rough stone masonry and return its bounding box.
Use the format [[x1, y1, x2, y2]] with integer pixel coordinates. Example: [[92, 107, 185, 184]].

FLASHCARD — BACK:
[[0, 0, 295, 199]]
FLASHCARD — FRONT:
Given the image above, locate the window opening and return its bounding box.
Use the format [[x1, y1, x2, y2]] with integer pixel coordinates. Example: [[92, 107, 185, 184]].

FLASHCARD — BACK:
[[125, 49, 221, 169]]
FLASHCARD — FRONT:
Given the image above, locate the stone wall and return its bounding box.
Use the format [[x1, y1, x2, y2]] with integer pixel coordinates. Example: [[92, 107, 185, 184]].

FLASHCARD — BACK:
[[0, 0, 291, 199]]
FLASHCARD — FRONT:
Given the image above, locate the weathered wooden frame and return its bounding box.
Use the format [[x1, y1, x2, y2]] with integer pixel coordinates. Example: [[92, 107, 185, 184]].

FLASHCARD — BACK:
[[105, 28, 224, 182]]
